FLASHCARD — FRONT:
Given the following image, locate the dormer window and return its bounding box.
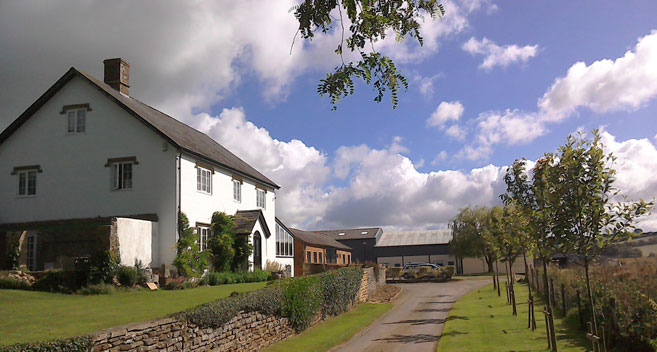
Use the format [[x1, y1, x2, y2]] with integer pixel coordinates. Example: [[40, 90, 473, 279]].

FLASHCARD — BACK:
[[361, 231, 368, 235]]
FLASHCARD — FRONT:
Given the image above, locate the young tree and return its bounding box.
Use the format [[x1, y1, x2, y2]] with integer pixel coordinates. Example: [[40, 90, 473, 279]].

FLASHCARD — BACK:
[[209, 212, 236, 272], [174, 212, 209, 278], [293, 0, 445, 109], [502, 157, 557, 345], [548, 130, 653, 336], [450, 206, 498, 272]]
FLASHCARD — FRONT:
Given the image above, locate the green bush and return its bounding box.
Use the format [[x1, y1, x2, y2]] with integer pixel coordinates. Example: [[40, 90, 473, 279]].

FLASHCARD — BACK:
[[319, 267, 362, 318], [174, 212, 209, 278], [0, 337, 91, 352], [77, 283, 116, 295], [88, 250, 119, 285], [180, 267, 363, 333], [32, 270, 79, 293], [2, 238, 20, 270], [0, 277, 31, 290], [178, 285, 283, 328], [281, 274, 323, 331], [206, 270, 271, 286], [116, 266, 138, 287], [386, 267, 402, 279], [134, 260, 150, 286]]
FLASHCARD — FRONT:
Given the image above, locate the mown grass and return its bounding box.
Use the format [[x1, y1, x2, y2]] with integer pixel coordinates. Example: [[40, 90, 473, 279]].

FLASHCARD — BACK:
[[265, 303, 393, 352], [437, 282, 588, 352], [0, 282, 267, 345]]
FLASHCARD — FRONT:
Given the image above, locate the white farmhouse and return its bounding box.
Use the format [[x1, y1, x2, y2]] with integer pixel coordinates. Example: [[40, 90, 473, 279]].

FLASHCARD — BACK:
[[0, 58, 294, 276]]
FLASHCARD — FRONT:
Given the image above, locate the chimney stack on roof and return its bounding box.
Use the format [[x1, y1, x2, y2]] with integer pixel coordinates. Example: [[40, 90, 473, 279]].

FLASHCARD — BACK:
[[103, 58, 130, 95]]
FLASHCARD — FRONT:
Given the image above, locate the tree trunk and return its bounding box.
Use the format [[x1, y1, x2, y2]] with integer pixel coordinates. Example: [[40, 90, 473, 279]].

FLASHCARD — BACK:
[[584, 259, 598, 335], [509, 259, 517, 316], [524, 252, 536, 329], [542, 256, 558, 351], [495, 260, 501, 297], [485, 255, 494, 273]]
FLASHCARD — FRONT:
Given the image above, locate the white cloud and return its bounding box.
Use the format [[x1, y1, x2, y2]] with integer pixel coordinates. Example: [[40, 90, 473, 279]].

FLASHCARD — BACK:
[[431, 151, 448, 166], [427, 101, 464, 127], [445, 124, 467, 140], [462, 30, 657, 160], [375, 0, 497, 63], [180, 109, 657, 231], [540, 30, 657, 117], [462, 37, 538, 70], [416, 73, 443, 99], [389, 136, 410, 154]]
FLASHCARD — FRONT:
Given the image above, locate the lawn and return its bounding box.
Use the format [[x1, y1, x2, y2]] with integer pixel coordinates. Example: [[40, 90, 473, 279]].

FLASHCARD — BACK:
[[437, 283, 588, 352], [264, 303, 393, 352], [0, 282, 267, 346]]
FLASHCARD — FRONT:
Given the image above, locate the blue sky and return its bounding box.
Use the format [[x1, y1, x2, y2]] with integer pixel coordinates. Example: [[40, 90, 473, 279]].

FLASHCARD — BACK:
[[1, 1, 656, 230]]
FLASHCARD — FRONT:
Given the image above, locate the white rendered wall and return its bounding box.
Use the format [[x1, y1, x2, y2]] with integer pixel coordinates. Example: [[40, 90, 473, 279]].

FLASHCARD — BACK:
[[178, 154, 280, 271], [116, 217, 154, 266], [0, 76, 178, 267]]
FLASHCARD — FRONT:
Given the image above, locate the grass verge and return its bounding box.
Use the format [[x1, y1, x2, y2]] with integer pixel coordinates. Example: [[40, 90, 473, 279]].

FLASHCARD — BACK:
[[0, 282, 267, 346], [437, 282, 588, 352], [264, 303, 393, 352]]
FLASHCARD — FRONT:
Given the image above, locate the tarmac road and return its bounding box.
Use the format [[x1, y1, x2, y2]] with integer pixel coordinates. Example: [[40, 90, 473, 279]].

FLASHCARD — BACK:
[[331, 278, 491, 352]]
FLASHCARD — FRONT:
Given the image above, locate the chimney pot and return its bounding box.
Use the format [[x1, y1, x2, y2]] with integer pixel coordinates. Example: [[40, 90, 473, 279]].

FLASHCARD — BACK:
[[103, 58, 130, 95]]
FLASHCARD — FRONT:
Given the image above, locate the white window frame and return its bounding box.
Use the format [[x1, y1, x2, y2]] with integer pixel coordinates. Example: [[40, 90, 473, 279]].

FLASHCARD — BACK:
[[26, 233, 37, 271], [276, 224, 294, 257], [197, 226, 211, 252], [17, 169, 38, 197], [197, 167, 212, 194], [66, 109, 86, 134], [256, 189, 266, 209], [233, 180, 241, 202], [111, 162, 133, 190]]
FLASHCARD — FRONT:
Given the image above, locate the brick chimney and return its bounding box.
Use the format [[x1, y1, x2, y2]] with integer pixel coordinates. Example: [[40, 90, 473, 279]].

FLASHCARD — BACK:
[[103, 58, 130, 95]]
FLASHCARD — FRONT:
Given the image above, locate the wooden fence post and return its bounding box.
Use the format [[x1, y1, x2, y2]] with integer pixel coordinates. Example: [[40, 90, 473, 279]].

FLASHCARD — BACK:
[[561, 284, 566, 316]]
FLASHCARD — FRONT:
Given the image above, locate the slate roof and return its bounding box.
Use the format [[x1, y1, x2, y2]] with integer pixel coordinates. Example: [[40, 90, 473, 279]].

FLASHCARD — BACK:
[[313, 227, 382, 240], [233, 209, 271, 239], [0, 67, 279, 189], [288, 228, 352, 250], [375, 229, 452, 247]]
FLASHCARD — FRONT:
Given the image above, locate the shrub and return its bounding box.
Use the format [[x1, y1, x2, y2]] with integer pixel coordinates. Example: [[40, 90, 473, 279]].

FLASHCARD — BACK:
[[209, 212, 236, 272], [417, 266, 431, 278], [116, 266, 138, 287], [77, 283, 116, 295], [174, 212, 209, 278], [134, 260, 150, 286], [319, 267, 362, 317], [281, 274, 323, 331], [265, 260, 284, 272], [0, 277, 31, 290], [88, 250, 119, 285], [0, 337, 92, 352], [178, 285, 283, 328], [404, 268, 417, 279], [2, 238, 20, 270], [32, 270, 79, 293], [206, 270, 271, 286], [386, 267, 402, 279]]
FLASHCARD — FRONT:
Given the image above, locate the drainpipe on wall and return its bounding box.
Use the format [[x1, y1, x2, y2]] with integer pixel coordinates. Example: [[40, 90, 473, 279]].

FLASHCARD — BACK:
[[176, 150, 182, 241]]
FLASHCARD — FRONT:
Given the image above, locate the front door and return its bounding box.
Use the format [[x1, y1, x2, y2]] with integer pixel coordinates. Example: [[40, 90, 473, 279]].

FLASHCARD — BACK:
[[253, 231, 262, 270]]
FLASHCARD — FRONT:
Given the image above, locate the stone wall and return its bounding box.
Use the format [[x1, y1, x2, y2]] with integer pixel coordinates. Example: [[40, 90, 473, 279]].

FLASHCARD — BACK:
[[89, 265, 383, 352], [91, 311, 295, 352], [358, 266, 386, 302]]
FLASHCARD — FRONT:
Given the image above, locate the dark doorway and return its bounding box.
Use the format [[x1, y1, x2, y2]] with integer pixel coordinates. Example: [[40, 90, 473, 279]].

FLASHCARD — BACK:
[[253, 231, 262, 270]]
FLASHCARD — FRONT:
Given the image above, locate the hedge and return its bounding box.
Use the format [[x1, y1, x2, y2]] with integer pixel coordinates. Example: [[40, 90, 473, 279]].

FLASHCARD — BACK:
[[0, 337, 91, 352], [179, 266, 363, 331]]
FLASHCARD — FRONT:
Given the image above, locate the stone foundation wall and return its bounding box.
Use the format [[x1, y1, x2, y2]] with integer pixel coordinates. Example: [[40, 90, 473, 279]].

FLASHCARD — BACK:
[[91, 311, 295, 352]]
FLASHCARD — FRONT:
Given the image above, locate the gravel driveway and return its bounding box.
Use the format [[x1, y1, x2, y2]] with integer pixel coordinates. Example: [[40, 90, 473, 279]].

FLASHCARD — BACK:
[[331, 278, 491, 352]]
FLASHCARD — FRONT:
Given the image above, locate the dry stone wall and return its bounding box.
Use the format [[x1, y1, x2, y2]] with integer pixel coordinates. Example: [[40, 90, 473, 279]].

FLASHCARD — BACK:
[[91, 311, 294, 352], [89, 265, 384, 352]]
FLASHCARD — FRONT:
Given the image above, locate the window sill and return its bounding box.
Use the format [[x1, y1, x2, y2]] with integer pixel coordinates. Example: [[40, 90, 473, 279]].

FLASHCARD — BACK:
[[111, 188, 133, 192], [233, 199, 241, 203], [16, 195, 37, 199], [65, 132, 87, 136], [197, 190, 212, 196], [276, 255, 294, 258]]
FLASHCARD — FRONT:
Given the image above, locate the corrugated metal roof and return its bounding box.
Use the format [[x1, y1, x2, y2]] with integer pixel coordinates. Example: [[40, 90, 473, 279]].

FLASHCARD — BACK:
[[375, 229, 452, 247]]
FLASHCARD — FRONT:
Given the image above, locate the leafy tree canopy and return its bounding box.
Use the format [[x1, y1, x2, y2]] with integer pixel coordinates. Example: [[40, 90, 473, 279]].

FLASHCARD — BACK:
[[293, 0, 445, 109]]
